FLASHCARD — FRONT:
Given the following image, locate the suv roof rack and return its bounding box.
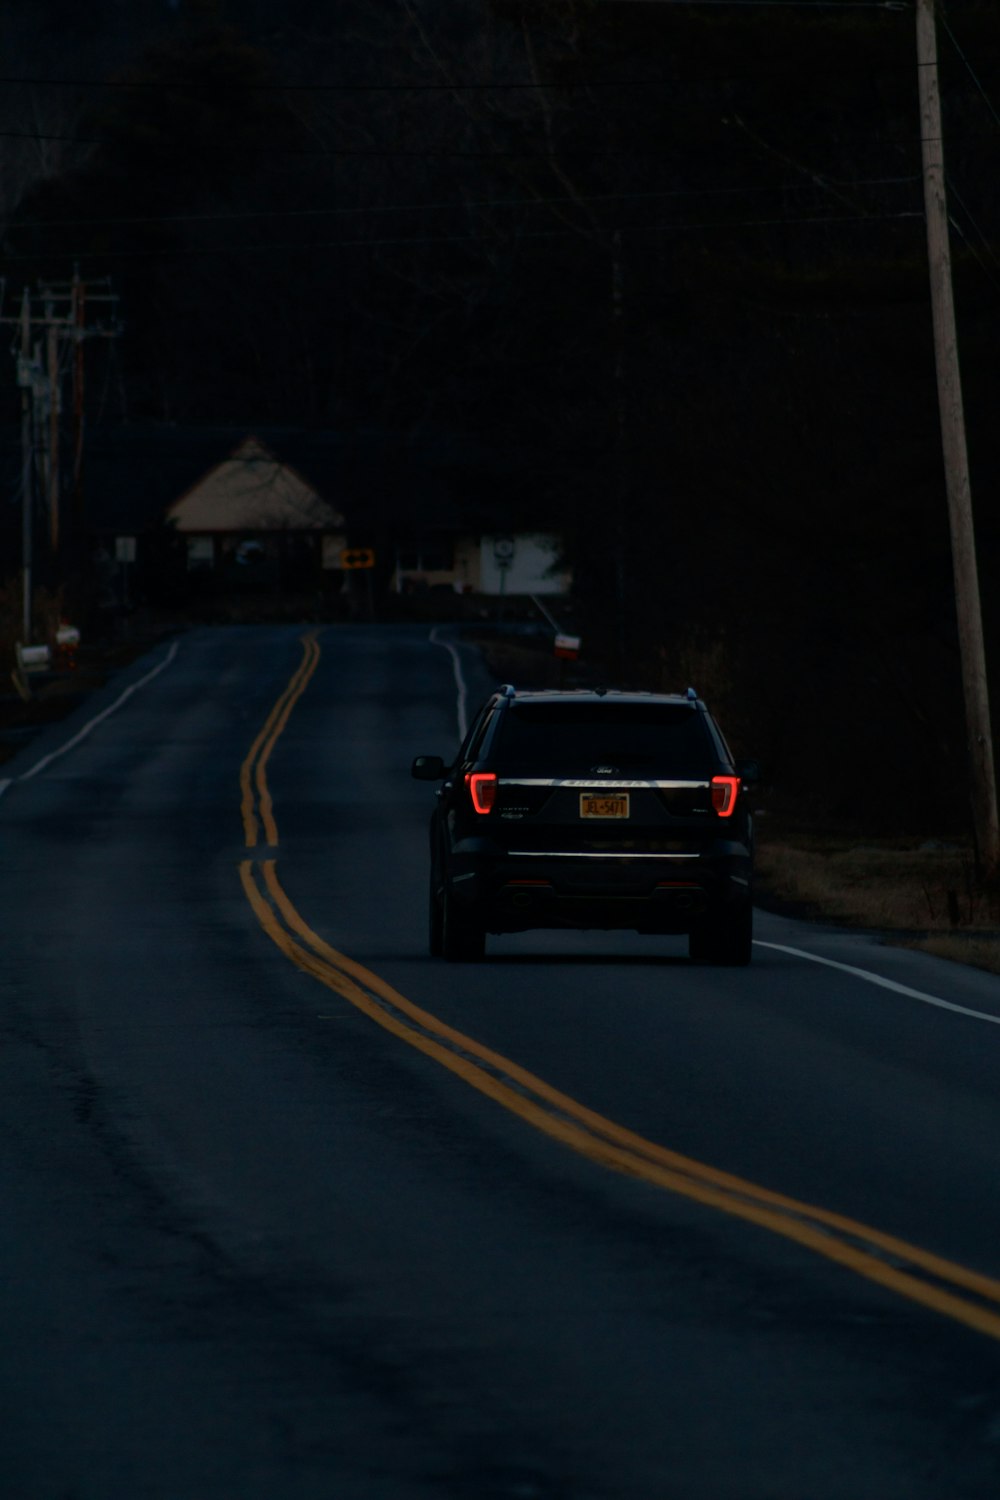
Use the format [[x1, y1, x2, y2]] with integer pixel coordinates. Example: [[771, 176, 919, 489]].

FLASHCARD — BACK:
[[498, 683, 517, 697]]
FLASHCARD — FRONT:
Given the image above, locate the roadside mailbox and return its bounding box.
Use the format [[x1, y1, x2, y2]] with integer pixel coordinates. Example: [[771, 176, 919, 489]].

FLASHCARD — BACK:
[[15, 642, 51, 674]]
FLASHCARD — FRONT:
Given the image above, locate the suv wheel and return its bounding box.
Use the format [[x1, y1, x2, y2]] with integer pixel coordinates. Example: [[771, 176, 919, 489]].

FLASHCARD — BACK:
[[689, 901, 753, 967], [441, 889, 486, 962]]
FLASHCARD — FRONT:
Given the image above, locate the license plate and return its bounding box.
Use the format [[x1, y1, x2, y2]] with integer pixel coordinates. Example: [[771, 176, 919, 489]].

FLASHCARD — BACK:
[[580, 792, 629, 819]]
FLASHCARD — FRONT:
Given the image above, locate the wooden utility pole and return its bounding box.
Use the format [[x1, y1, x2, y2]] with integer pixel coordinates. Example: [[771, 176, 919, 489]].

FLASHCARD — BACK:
[[45, 297, 61, 556], [72, 265, 87, 517], [2, 272, 121, 627], [611, 229, 628, 674], [916, 0, 1000, 877], [18, 290, 34, 643]]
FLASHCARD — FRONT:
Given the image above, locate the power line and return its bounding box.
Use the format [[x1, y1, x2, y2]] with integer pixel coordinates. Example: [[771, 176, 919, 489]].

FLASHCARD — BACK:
[[932, 17, 1000, 298], [0, 74, 698, 93], [946, 177, 1000, 273], [0, 125, 938, 159], [939, 11, 1000, 134], [0, 129, 101, 144], [0, 208, 925, 263], [948, 210, 1000, 301], [0, 175, 920, 233], [0, 23, 908, 98], [0, 128, 634, 157], [945, 177, 1000, 299]]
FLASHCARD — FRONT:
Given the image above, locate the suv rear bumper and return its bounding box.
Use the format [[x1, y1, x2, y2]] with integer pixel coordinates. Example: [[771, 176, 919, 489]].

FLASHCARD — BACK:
[[444, 838, 752, 935]]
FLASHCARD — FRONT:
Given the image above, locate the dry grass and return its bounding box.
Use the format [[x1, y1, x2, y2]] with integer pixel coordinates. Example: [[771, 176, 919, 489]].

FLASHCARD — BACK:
[[470, 634, 598, 691], [905, 936, 1000, 977], [0, 635, 161, 767], [755, 832, 1000, 953]]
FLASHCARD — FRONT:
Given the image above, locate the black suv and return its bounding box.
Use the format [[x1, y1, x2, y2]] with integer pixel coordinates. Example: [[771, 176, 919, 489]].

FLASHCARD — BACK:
[[412, 686, 757, 964]]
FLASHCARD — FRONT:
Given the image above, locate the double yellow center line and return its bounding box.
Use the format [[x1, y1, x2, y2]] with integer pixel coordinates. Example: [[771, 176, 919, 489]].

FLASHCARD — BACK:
[[240, 631, 321, 848], [238, 631, 1000, 1345]]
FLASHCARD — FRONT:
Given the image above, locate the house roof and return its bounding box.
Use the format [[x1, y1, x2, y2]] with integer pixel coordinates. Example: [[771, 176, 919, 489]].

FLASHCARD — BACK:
[[0, 420, 522, 564], [165, 436, 343, 533]]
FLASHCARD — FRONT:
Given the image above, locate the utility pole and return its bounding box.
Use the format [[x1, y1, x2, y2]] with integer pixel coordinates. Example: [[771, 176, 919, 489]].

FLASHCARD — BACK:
[[916, 0, 999, 877], [36, 273, 120, 560], [18, 289, 33, 643], [611, 229, 628, 675], [71, 265, 86, 514], [45, 292, 61, 556], [2, 271, 122, 642]]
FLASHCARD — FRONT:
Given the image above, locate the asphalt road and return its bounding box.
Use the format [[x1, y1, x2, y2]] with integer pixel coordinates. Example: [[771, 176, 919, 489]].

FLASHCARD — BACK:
[[3, 622, 1000, 1499]]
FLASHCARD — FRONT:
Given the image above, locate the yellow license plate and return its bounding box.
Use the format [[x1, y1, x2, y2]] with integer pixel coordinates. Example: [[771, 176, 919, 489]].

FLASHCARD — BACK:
[[580, 792, 629, 819]]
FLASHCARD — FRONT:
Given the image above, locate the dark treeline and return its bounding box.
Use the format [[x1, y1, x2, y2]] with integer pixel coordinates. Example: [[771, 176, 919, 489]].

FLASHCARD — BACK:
[[3, 0, 1000, 834]]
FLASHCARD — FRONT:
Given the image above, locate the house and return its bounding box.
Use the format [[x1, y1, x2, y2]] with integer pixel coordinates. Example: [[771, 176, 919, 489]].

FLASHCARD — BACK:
[[0, 419, 570, 616], [391, 532, 571, 598], [165, 435, 345, 585]]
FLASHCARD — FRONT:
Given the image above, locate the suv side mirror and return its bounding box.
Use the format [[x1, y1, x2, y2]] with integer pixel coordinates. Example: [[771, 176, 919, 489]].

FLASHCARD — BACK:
[[737, 758, 761, 786], [411, 754, 447, 781]]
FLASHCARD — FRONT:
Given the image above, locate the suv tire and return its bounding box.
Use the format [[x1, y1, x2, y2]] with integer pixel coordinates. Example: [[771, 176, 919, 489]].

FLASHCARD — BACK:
[[441, 889, 486, 962], [689, 901, 753, 967]]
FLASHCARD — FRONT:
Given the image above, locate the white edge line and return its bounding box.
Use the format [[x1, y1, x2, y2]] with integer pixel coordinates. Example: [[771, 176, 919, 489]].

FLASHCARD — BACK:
[[429, 625, 468, 741], [11, 640, 181, 786], [754, 939, 1000, 1027]]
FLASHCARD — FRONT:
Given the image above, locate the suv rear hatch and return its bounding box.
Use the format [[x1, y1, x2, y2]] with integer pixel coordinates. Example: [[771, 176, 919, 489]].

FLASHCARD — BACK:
[[492, 700, 718, 852]]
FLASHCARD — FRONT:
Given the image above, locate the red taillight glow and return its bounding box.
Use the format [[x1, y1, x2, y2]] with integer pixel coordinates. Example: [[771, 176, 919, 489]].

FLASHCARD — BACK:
[[465, 771, 498, 814], [710, 775, 740, 817]]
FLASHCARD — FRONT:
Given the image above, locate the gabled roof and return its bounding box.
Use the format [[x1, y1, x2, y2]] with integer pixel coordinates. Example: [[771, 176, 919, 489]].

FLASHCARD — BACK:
[[0, 420, 520, 558], [165, 436, 343, 533]]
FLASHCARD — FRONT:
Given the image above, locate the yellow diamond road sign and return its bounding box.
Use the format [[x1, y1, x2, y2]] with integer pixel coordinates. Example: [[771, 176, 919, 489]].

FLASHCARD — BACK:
[[340, 547, 375, 570]]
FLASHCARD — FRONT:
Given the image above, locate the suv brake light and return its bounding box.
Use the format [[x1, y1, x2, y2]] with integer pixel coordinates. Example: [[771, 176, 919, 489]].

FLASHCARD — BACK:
[[710, 775, 740, 817], [465, 771, 498, 814]]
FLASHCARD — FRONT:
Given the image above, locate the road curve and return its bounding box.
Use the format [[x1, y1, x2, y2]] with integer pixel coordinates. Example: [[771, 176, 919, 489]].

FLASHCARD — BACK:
[[2, 622, 1000, 1499]]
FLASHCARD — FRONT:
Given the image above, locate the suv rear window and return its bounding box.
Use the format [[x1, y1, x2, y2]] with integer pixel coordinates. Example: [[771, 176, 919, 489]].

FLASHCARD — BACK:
[[494, 702, 715, 774]]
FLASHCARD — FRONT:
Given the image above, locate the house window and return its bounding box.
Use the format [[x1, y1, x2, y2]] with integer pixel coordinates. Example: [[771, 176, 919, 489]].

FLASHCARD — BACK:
[[187, 537, 215, 571]]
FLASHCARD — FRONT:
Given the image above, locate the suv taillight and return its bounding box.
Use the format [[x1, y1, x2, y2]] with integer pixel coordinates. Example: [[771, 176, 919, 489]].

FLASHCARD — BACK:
[[465, 771, 498, 814], [710, 775, 740, 817]]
